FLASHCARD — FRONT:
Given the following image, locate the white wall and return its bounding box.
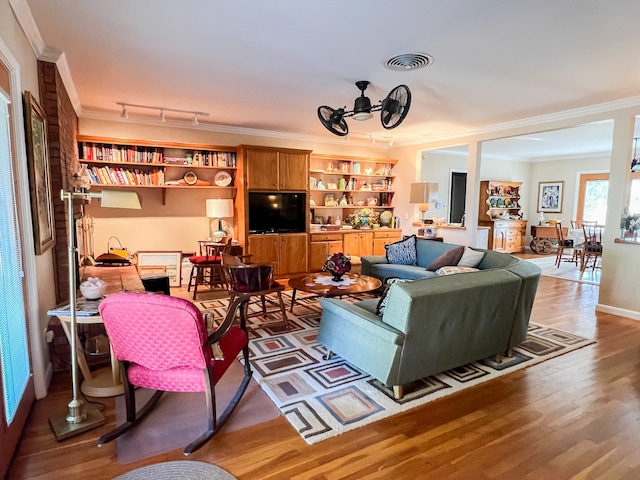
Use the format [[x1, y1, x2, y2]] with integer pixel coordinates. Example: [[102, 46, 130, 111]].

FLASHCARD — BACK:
[[1, 0, 55, 398]]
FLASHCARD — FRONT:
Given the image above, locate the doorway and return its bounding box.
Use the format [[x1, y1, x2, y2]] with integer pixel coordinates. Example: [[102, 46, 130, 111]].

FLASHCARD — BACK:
[[449, 171, 467, 223]]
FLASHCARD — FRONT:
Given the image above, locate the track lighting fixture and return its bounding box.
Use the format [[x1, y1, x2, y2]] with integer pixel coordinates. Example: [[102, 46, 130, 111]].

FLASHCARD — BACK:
[[116, 102, 208, 125]]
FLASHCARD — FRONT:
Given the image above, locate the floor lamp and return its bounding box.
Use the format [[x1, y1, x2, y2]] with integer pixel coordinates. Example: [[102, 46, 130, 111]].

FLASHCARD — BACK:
[[49, 188, 141, 441]]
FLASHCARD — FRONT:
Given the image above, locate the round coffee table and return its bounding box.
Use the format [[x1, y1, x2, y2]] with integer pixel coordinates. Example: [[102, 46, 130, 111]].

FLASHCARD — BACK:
[[287, 272, 382, 311]]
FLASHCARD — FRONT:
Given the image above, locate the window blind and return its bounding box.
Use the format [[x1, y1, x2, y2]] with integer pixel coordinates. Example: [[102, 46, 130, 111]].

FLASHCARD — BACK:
[[0, 95, 30, 425]]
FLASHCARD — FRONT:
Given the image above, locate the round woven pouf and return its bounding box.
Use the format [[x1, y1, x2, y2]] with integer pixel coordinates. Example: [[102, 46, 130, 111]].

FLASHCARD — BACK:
[[114, 461, 236, 480]]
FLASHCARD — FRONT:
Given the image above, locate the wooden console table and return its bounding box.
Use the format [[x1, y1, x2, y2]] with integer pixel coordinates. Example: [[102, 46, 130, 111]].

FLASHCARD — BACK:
[[48, 265, 144, 397]]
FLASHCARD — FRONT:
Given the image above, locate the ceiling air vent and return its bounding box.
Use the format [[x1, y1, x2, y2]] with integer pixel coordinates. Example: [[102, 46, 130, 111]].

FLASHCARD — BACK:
[[383, 52, 433, 71]]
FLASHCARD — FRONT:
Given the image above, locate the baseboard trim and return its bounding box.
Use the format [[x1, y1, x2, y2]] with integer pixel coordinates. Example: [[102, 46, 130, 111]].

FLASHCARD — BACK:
[[596, 303, 640, 321]]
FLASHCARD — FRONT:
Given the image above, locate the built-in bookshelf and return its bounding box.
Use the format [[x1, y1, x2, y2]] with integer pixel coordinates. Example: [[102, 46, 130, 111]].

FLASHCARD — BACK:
[[77, 136, 238, 194]]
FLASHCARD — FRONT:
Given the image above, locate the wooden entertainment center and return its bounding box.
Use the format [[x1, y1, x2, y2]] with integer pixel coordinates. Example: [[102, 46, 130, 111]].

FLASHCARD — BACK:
[[78, 137, 401, 275]]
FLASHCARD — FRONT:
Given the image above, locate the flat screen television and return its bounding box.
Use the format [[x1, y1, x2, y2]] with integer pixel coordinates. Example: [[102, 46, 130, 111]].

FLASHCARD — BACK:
[[248, 192, 306, 234]]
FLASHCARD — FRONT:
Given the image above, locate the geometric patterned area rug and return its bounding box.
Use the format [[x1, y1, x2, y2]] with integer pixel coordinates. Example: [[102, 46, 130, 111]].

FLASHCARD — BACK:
[[198, 291, 595, 445]]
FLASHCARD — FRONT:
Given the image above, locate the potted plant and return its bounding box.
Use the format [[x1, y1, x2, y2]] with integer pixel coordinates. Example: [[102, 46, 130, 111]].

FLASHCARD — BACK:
[[620, 208, 640, 238]]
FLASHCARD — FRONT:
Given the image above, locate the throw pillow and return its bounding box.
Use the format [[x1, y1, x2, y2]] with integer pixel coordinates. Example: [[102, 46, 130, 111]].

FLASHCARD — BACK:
[[376, 278, 411, 316], [457, 246, 485, 268], [426, 246, 465, 271], [435, 266, 480, 276], [385, 235, 418, 266]]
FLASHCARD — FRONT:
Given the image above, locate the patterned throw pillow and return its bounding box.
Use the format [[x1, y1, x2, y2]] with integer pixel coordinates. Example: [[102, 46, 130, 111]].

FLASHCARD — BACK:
[[435, 266, 480, 276], [457, 246, 485, 268], [385, 235, 418, 266], [426, 246, 465, 271], [376, 278, 411, 315]]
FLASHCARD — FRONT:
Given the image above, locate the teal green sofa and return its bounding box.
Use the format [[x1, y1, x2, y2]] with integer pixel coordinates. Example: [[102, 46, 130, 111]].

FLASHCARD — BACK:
[[317, 240, 541, 398]]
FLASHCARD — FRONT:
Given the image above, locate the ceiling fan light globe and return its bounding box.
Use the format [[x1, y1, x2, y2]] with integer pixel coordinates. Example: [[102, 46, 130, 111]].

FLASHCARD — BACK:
[[353, 111, 373, 121]]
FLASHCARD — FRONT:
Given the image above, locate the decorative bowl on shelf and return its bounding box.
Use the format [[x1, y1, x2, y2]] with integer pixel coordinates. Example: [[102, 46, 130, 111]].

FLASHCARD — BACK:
[[80, 277, 107, 300]]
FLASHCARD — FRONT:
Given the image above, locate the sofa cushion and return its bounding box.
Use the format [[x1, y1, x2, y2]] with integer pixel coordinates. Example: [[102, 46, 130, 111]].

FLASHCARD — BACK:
[[376, 278, 411, 315], [457, 246, 485, 268], [385, 235, 417, 266], [426, 246, 465, 271], [436, 266, 480, 276], [370, 263, 437, 282]]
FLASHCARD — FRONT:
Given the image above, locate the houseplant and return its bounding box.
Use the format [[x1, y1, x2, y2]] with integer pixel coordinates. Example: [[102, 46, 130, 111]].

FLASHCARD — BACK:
[[347, 208, 380, 229], [620, 209, 640, 238], [323, 252, 352, 282]]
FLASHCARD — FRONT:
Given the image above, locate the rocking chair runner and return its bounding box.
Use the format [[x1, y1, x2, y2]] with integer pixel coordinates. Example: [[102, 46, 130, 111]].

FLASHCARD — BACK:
[[97, 291, 253, 455]]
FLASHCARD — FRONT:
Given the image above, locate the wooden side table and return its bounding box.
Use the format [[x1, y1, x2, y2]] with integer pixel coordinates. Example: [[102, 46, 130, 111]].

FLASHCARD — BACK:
[[48, 265, 144, 397]]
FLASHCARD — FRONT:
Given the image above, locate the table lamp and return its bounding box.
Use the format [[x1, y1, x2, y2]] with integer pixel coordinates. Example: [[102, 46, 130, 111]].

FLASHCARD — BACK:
[[410, 182, 439, 224], [49, 188, 141, 441], [206, 198, 234, 241]]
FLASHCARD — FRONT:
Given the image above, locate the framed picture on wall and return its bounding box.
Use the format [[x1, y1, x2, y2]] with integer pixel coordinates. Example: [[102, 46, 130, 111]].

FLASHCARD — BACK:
[[537, 181, 564, 213], [24, 91, 56, 255], [136, 251, 182, 287]]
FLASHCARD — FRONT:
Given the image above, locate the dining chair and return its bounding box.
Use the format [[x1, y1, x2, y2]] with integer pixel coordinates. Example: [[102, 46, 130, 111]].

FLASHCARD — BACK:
[[581, 223, 603, 273], [555, 222, 578, 267], [97, 291, 252, 455], [188, 238, 233, 299], [222, 253, 289, 330]]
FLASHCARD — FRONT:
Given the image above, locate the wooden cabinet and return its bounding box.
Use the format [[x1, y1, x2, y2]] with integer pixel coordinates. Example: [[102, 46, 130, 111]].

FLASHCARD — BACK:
[[243, 146, 309, 191], [248, 233, 308, 275], [343, 231, 374, 257], [309, 233, 343, 271], [309, 229, 400, 271], [492, 220, 527, 253], [77, 136, 237, 201], [309, 154, 397, 226], [478, 180, 527, 253], [373, 230, 402, 255]]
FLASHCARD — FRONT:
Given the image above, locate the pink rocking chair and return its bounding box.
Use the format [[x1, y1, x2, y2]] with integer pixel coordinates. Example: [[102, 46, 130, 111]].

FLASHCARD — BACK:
[[97, 292, 252, 455]]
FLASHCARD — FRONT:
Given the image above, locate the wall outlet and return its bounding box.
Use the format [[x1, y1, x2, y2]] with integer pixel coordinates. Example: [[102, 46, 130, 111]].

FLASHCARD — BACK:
[[404, 212, 409, 220]]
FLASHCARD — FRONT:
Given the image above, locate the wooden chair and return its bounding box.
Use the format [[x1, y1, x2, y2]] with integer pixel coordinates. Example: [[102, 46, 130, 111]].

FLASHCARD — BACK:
[[187, 239, 232, 299], [222, 253, 289, 330], [97, 291, 252, 455], [555, 222, 578, 267], [581, 223, 603, 273]]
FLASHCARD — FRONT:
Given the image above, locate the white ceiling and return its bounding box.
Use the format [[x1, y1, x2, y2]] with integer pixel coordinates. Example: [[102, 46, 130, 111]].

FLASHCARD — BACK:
[[21, 0, 640, 158]]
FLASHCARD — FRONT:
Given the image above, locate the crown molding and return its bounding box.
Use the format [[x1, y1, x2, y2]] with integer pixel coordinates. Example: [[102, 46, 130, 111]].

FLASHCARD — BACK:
[[396, 96, 640, 148], [10, 0, 82, 115], [79, 109, 391, 150]]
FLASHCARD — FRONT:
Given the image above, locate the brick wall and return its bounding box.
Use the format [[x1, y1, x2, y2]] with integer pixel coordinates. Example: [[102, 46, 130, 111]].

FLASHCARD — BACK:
[[38, 60, 79, 304]]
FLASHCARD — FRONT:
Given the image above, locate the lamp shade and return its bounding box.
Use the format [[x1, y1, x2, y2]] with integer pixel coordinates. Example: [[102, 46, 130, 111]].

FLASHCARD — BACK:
[[98, 189, 141, 209], [409, 182, 439, 204], [206, 198, 234, 218]]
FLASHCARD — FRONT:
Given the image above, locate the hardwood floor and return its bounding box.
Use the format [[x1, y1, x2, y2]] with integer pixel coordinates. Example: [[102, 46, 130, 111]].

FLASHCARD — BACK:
[[8, 275, 640, 479]]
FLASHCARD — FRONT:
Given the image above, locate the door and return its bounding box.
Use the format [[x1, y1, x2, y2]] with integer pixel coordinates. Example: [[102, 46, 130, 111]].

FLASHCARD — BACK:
[[0, 90, 34, 478], [279, 152, 308, 190], [449, 171, 467, 223], [576, 173, 609, 225], [246, 149, 278, 190]]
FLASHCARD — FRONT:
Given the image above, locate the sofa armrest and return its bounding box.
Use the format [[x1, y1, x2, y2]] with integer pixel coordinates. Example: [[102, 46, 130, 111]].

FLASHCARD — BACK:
[[319, 298, 403, 345], [361, 255, 388, 276]]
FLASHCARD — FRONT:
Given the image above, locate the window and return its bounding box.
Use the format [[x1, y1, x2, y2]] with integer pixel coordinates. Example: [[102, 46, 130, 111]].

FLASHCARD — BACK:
[[0, 93, 30, 424], [576, 173, 608, 225]]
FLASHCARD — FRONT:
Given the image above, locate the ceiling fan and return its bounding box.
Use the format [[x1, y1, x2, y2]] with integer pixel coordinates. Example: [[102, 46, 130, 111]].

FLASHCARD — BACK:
[[317, 81, 412, 137]]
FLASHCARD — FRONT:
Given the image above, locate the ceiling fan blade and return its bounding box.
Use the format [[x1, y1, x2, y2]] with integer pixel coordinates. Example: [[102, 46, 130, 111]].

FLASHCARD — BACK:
[[318, 106, 349, 136]]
